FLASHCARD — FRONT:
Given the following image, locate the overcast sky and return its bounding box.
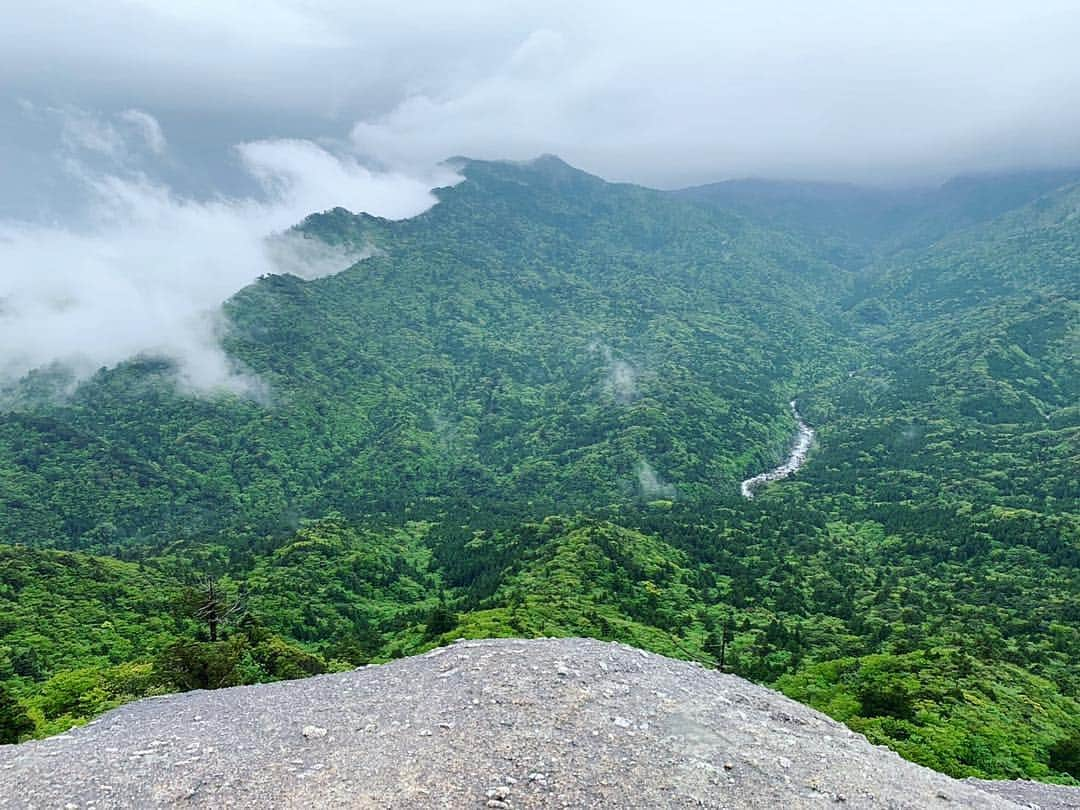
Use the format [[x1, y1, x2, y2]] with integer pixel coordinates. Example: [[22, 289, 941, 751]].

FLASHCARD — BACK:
[[6, 1, 1080, 199], [2, 0, 1079, 388]]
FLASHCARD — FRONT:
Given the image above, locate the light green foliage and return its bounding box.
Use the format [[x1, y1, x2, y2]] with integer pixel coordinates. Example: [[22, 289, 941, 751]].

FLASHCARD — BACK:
[[26, 662, 160, 738], [0, 158, 855, 551], [778, 651, 1080, 782]]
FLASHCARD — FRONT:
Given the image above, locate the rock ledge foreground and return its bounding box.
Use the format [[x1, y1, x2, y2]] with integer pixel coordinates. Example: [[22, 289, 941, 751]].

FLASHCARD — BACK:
[[1, 638, 1077, 808]]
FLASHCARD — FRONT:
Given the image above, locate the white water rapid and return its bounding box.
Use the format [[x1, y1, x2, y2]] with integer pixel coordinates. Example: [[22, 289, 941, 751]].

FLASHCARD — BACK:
[[740, 400, 814, 499]]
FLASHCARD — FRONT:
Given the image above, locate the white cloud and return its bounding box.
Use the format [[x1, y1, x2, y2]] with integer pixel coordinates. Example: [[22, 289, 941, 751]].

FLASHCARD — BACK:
[[22, 103, 167, 164], [57, 106, 128, 158], [349, 29, 596, 170], [340, 2, 1080, 186], [0, 111, 453, 392], [119, 109, 168, 155], [590, 341, 640, 405], [637, 460, 675, 500], [236, 139, 452, 222], [264, 231, 375, 282]]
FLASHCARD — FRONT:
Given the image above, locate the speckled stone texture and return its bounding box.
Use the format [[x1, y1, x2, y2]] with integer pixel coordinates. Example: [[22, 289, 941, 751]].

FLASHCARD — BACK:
[[2, 638, 1077, 809]]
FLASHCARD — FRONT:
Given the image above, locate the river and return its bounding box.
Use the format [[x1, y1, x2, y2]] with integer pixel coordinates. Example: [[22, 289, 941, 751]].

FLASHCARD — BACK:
[[740, 400, 814, 499]]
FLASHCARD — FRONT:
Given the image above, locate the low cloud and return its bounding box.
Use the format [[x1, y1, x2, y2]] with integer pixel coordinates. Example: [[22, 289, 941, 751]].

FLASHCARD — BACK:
[[590, 341, 640, 404], [119, 109, 168, 155], [264, 231, 377, 282], [637, 460, 676, 500], [6, 2, 1080, 195], [607, 359, 638, 404], [0, 108, 454, 393], [345, 4, 1080, 186]]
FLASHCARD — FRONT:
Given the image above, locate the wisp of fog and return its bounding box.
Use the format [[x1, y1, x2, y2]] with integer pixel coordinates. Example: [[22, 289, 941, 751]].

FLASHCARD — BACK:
[[0, 108, 455, 392]]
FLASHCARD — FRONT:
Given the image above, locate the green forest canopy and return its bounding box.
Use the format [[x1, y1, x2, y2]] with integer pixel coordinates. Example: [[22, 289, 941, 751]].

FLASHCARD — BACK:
[[0, 157, 1076, 782]]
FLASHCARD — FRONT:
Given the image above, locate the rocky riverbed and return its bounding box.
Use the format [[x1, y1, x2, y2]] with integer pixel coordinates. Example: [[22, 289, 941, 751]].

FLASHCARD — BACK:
[[741, 400, 815, 499]]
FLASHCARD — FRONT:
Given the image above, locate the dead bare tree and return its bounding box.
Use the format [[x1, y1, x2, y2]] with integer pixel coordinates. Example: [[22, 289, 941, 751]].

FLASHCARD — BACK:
[[194, 578, 245, 642]]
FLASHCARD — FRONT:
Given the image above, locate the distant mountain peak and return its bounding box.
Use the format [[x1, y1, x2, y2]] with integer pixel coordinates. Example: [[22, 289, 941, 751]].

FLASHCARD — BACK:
[[444, 153, 601, 186], [530, 152, 574, 169]]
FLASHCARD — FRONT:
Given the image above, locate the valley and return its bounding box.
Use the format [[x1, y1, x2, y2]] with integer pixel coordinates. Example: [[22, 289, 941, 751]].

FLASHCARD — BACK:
[[0, 157, 1076, 786]]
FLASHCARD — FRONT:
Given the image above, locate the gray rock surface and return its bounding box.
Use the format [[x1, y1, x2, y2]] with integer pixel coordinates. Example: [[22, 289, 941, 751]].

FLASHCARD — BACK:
[[1, 638, 1077, 808], [966, 779, 1080, 809]]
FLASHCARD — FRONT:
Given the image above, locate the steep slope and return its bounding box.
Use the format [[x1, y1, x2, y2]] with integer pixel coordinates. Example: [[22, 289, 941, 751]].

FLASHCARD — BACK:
[[0, 156, 855, 552], [5, 638, 1074, 809], [800, 180, 1080, 511], [675, 179, 915, 268]]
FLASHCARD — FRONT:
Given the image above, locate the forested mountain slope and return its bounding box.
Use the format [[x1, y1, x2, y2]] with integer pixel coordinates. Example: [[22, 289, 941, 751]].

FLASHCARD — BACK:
[[0, 156, 855, 552], [0, 157, 1077, 784], [798, 179, 1079, 516]]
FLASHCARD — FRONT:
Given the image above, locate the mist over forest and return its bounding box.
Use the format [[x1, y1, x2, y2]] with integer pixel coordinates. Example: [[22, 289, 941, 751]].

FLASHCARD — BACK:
[[0, 0, 1078, 793]]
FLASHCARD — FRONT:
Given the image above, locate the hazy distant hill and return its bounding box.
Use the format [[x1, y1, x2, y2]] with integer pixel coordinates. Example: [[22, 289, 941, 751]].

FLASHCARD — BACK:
[[674, 167, 1080, 265]]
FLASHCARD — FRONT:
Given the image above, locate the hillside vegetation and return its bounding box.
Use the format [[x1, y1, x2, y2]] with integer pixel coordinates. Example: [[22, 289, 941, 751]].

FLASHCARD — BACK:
[[0, 157, 1076, 783]]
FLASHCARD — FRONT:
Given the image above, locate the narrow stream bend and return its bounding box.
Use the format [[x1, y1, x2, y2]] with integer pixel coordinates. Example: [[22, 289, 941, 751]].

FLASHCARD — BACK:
[[740, 400, 814, 499]]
